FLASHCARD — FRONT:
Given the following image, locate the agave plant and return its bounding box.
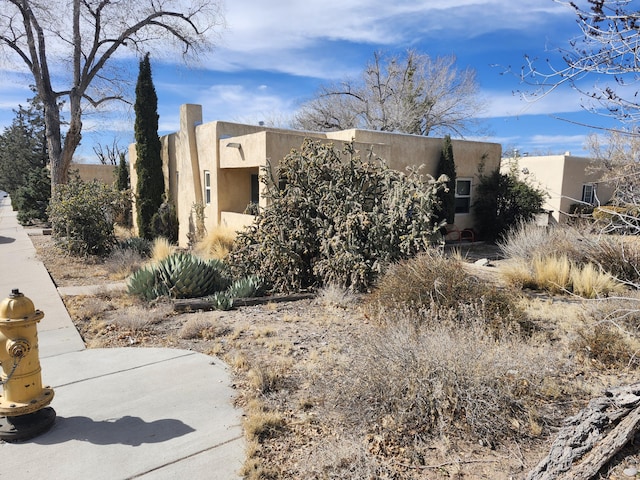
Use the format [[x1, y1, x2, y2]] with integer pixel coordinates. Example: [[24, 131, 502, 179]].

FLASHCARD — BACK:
[[127, 252, 231, 300]]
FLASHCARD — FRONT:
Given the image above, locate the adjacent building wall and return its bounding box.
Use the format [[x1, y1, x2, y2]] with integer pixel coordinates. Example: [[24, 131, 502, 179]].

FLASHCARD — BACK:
[[70, 163, 116, 184], [131, 104, 502, 246], [501, 154, 614, 223]]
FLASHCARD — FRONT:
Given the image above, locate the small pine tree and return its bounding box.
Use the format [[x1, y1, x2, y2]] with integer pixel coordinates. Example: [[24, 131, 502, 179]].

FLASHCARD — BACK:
[[436, 135, 456, 225], [134, 53, 165, 240], [0, 96, 49, 224], [14, 167, 51, 225]]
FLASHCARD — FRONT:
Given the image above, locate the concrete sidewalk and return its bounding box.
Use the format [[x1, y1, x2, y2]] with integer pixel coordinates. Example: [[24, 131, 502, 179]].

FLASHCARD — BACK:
[[0, 192, 244, 479]]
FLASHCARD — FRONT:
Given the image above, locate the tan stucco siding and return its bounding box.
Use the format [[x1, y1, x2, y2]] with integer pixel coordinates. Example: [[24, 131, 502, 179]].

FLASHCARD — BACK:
[[71, 163, 116, 184], [502, 155, 614, 223]]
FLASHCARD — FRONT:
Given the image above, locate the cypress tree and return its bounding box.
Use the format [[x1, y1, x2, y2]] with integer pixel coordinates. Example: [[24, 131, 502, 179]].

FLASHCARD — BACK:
[[436, 135, 456, 225], [134, 53, 164, 240], [116, 152, 130, 191]]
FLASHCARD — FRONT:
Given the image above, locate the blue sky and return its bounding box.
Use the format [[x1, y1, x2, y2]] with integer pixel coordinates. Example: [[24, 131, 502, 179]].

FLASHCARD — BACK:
[[0, 0, 624, 161]]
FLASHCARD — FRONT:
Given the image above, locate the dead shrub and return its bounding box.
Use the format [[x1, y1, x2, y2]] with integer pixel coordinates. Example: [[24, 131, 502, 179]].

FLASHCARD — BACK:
[[326, 309, 569, 448], [315, 283, 359, 309], [573, 324, 639, 369], [368, 248, 527, 334], [499, 221, 584, 263], [105, 246, 145, 279], [586, 235, 640, 285]]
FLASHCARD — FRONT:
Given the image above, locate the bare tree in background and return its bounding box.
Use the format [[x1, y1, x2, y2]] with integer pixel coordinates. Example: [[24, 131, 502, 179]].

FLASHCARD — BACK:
[[293, 50, 484, 137], [522, 0, 640, 126], [586, 131, 640, 219], [0, 0, 225, 188], [93, 138, 125, 166]]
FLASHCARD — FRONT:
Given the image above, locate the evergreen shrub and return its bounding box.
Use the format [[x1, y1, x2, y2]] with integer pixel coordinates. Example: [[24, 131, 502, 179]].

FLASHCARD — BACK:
[[48, 176, 123, 256]]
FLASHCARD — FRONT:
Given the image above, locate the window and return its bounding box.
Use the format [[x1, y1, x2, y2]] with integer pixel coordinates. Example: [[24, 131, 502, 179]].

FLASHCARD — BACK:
[[250, 174, 259, 205], [582, 184, 595, 204], [455, 179, 472, 214], [204, 170, 211, 205]]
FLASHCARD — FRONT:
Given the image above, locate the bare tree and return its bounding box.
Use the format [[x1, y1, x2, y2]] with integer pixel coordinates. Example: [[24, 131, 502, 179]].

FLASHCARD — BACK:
[[93, 138, 125, 165], [586, 131, 640, 223], [293, 50, 484, 137], [521, 0, 640, 125], [0, 0, 224, 188]]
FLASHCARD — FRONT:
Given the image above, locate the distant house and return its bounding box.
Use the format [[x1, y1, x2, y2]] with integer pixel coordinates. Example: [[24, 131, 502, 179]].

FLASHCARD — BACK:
[[129, 104, 502, 246], [500, 153, 614, 224]]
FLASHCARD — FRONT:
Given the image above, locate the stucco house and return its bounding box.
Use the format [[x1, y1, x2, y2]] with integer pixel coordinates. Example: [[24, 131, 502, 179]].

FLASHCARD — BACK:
[[500, 153, 614, 224], [129, 104, 502, 246]]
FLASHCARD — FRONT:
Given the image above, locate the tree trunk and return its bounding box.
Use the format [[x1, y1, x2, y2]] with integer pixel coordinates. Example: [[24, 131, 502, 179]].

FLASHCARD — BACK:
[[527, 383, 640, 480]]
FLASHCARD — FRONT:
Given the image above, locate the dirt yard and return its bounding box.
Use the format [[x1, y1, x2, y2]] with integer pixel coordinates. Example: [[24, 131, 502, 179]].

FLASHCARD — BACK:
[[29, 233, 640, 479]]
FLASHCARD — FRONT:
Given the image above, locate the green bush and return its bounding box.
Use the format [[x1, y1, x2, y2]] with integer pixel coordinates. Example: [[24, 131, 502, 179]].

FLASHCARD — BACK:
[[473, 168, 546, 242], [229, 139, 445, 293], [151, 200, 179, 244], [48, 176, 123, 256], [117, 237, 152, 257]]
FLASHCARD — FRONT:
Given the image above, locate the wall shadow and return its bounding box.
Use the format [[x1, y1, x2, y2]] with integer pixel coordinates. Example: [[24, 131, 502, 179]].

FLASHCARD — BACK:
[[31, 415, 195, 446]]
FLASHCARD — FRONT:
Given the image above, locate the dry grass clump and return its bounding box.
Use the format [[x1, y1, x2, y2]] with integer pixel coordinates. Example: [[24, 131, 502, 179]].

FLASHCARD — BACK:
[[247, 361, 291, 395], [532, 254, 572, 294], [315, 283, 359, 308], [571, 262, 624, 298], [194, 226, 236, 260], [105, 246, 145, 279], [502, 254, 624, 298], [178, 314, 212, 339], [111, 303, 172, 332], [369, 248, 527, 333], [150, 237, 176, 263], [327, 309, 570, 450]]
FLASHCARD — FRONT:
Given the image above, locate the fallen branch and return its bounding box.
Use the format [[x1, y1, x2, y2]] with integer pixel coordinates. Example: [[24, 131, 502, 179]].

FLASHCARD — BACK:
[[527, 382, 640, 480]]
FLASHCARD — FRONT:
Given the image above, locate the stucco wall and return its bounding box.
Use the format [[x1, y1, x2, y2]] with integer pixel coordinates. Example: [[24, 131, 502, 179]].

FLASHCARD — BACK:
[[71, 163, 116, 184], [501, 155, 614, 223]]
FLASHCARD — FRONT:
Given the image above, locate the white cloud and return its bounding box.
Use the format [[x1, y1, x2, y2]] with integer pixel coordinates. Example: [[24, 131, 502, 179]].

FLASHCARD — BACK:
[[195, 0, 574, 78], [480, 87, 589, 118]]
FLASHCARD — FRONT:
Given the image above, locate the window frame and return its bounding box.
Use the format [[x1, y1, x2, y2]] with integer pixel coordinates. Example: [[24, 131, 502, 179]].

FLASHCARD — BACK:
[[204, 170, 211, 205], [582, 183, 595, 205], [454, 178, 472, 215]]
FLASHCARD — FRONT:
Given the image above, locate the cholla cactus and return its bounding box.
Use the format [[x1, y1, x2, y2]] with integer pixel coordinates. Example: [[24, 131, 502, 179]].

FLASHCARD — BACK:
[[229, 139, 445, 293]]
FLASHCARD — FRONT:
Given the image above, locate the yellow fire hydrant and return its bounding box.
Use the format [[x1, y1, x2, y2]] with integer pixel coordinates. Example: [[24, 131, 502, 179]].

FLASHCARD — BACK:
[[0, 289, 55, 441]]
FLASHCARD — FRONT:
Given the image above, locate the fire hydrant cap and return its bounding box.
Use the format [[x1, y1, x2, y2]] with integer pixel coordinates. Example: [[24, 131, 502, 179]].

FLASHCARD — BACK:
[[0, 289, 36, 320]]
